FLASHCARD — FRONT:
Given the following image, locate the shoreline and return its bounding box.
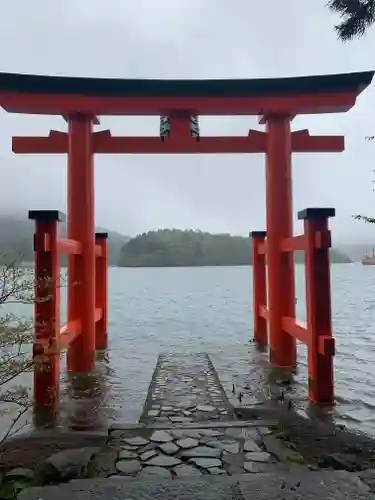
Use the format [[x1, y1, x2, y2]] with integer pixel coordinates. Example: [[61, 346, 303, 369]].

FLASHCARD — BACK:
[[116, 261, 354, 268], [234, 401, 375, 470], [20, 261, 357, 268], [2, 401, 375, 472]]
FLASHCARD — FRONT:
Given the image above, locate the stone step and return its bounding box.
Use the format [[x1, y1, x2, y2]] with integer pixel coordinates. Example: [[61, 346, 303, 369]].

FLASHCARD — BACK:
[[109, 419, 277, 431], [19, 470, 375, 500], [140, 353, 235, 425]]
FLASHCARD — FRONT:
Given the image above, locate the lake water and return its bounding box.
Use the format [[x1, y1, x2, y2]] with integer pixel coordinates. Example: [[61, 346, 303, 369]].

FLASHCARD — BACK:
[[3, 263, 375, 438]]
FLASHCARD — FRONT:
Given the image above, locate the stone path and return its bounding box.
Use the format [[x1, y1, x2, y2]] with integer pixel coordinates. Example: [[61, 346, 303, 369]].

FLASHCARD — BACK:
[[101, 421, 302, 479], [78, 353, 308, 481], [140, 353, 235, 424]]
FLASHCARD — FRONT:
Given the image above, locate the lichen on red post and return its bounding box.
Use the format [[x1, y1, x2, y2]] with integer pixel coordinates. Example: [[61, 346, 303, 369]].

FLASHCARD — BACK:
[[298, 207, 336, 405]]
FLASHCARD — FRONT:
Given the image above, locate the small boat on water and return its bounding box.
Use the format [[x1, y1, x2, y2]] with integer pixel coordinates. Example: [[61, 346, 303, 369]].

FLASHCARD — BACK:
[[362, 248, 375, 265]]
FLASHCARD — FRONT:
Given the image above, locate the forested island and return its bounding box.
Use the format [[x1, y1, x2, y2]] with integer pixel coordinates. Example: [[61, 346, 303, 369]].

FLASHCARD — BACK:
[[0, 217, 354, 267], [118, 229, 352, 267]]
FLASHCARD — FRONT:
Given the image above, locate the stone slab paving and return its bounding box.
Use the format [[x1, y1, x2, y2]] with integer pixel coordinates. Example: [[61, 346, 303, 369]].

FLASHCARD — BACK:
[[19, 471, 375, 500], [97, 422, 304, 480], [140, 353, 235, 424]]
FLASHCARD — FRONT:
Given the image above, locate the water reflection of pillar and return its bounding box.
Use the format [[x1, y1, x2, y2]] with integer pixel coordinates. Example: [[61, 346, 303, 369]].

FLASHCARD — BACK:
[[33, 406, 58, 429], [66, 355, 110, 431]]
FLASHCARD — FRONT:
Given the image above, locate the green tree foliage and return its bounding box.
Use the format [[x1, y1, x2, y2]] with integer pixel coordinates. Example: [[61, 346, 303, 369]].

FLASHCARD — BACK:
[[328, 0, 375, 41], [118, 229, 352, 267]]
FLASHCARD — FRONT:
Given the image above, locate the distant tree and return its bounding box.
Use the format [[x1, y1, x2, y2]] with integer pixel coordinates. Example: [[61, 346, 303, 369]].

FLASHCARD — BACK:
[[353, 214, 375, 223], [328, 0, 375, 41]]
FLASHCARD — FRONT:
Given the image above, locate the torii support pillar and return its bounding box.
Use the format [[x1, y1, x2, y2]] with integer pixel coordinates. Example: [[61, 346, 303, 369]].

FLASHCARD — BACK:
[[251, 231, 267, 345], [264, 114, 296, 369], [300, 208, 335, 404], [95, 232, 108, 350], [66, 114, 96, 373]]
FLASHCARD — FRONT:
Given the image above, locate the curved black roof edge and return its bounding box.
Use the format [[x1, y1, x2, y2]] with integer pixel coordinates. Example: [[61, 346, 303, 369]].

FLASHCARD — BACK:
[[0, 70, 372, 97]]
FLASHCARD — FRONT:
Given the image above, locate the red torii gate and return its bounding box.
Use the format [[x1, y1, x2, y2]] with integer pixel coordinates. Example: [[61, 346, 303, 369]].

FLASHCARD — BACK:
[[3, 70, 373, 409]]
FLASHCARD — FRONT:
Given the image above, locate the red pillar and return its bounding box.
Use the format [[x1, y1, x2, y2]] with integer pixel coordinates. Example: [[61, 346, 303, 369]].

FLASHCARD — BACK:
[[66, 114, 96, 372], [264, 114, 296, 368], [29, 210, 63, 417], [250, 231, 267, 344], [299, 207, 335, 404], [95, 232, 108, 350]]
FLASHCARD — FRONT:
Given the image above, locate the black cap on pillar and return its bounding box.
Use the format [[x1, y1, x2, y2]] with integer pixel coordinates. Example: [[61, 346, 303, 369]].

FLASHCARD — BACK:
[[249, 231, 267, 238]]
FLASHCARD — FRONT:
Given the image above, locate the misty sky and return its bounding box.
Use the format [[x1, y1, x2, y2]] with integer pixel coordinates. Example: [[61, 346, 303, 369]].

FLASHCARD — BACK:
[[1, 0, 375, 242]]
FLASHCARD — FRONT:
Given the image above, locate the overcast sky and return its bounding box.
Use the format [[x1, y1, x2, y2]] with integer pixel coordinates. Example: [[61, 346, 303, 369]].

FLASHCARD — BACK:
[[0, 0, 375, 242]]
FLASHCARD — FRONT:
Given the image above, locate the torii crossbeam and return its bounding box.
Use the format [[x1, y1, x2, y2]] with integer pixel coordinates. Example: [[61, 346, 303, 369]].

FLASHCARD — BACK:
[[13, 128, 343, 154]]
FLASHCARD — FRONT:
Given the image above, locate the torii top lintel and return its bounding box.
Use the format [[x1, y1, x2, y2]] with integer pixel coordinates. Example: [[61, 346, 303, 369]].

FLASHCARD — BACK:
[[0, 70, 373, 116]]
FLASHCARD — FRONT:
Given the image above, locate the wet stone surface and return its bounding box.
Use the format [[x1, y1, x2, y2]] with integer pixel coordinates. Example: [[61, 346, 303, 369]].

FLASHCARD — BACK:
[[146, 455, 181, 467], [116, 459, 141, 475], [123, 437, 149, 447], [177, 438, 199, 449], [244, 451, 272, 463], [104, 423, 302, 479], [189, 457, 222, 468], [140, 353, 235, 424], [140, 466, 172, 477], [159, 442, 179, 455], [151, 430, 174, 443], [181, 446, 222, 458], [244, 439, 262, 452]]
